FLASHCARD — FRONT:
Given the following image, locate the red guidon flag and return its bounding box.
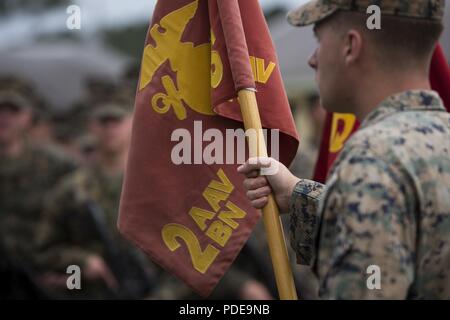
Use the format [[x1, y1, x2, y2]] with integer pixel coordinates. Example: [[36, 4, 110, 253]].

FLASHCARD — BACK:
[[118, 0, 299, 296], [313, 44, 450, 183]]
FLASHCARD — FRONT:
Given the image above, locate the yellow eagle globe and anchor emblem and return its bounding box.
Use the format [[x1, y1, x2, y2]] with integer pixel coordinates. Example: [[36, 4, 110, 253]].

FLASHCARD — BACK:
[[139, 0, 223, 120]]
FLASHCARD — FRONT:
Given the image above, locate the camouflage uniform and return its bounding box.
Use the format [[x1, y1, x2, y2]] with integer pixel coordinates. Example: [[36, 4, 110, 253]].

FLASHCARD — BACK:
[[0, 80, 76, 275], [0, 143, 75, 262], [35, 97, 156, 299], [286, 0, 448, 300], [289, 90, 450, 299], [37, 164, 158, 299]]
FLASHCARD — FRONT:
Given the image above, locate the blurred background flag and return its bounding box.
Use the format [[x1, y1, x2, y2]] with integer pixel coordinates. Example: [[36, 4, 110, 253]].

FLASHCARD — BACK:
[[313, 44, 450, 183], [430, 44, 450, 111], [118, 0, 299, 297]]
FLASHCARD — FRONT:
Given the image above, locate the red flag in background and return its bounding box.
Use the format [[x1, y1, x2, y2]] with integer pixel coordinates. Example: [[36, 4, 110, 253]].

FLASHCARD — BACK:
[[313, 112, 357, 183], [313, 44, 450, 183], [118, 0, 298, 297], [430, 44, 450, 110]]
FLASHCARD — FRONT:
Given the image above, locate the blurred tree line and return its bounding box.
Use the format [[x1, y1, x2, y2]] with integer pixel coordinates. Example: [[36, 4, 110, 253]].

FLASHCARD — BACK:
[[0, 0, 69, 15]]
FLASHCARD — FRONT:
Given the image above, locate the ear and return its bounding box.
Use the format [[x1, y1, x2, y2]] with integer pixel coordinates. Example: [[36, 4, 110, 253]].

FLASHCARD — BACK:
[[343, 29, 363, 66]]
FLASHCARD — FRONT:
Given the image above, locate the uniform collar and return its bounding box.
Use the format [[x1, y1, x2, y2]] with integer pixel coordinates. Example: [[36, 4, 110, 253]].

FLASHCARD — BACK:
[[360, 90, 446, 129]]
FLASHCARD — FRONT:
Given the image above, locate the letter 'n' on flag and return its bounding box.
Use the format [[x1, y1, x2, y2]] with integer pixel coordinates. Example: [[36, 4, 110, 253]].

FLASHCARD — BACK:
[[118, 0, 299, 297]]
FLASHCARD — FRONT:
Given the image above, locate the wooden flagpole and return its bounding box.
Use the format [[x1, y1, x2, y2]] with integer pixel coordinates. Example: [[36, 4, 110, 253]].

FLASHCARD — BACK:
[[237, 89, 298, 300], [216, 0, 298, 300]]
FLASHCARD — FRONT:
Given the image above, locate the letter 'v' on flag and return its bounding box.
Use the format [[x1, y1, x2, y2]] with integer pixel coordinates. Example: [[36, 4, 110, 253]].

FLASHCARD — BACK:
[[118, 0, 299, 297]]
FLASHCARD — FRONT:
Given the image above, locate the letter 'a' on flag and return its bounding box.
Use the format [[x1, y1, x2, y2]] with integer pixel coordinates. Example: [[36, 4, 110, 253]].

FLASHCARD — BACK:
[[118, 0, 299, 297], [313, 44, 450, 182]]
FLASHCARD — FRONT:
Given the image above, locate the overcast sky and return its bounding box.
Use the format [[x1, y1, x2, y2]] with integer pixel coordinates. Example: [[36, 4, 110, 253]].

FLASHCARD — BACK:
[[0, 0, 448, 60], [0, 0, 308, 49]]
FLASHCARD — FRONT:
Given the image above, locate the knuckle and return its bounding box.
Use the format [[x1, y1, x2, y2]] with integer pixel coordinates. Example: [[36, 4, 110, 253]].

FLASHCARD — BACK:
[[250, 179, 259, 189], [257, 176, 267, 186]]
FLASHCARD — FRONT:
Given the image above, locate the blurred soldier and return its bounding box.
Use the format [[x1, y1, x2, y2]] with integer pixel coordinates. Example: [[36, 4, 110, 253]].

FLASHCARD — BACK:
[[238, 0, 450, 299], [76, 134, 98, 164], [37, 99, 159, 299], [51, 77, 118, 164], [0, 76, 54, 146], [0, 77, 76, 298]]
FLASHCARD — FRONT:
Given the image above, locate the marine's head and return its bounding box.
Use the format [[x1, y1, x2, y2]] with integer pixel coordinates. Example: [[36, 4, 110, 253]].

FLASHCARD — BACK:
[[0, 77, 36, 145], [288, 0, 445, 116], [89, 98, 134, 156]]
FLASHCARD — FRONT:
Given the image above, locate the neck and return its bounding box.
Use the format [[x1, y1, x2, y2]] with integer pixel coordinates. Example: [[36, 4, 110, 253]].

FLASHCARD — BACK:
[[0, 138, 25, 159], [352, 71, 431, 120], [97, 149, 127, 176]]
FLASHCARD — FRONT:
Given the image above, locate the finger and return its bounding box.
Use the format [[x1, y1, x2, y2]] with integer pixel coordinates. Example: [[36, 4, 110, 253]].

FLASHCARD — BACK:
[[246, 186, 272, 201], [243, 176, 268, 191], [251, 197, 269, 209], [237, 157, 272, 174], [244, 170, 259, 179]]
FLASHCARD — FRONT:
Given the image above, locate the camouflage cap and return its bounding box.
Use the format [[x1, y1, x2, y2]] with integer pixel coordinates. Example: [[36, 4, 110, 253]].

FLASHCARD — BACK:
[[0, 76, 40, 111], [288, 0, 445, 27], [91, 102, 133, 120], [0, 90, 32, 110]]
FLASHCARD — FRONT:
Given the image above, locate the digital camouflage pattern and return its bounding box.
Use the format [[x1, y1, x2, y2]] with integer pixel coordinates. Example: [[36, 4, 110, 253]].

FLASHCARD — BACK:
[[287, 0, 445, 27], [290, 90, 450, 299]]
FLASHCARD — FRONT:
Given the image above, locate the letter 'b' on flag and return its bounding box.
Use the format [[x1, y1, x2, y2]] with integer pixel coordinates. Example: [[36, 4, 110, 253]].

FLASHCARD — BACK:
[[118, 0, 299, 297]]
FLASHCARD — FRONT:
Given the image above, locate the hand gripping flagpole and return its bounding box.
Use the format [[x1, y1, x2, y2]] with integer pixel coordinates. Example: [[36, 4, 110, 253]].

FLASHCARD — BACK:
[[216, 0, 298, 300]]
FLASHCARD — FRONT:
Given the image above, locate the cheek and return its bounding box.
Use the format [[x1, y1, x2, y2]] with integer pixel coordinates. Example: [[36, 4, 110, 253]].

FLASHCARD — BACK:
[[107, 121, 131, 142], [17, 115, 31, 130], [316, 46, 333, 82], [0, 114, 27, 134], [319, 49, 343, 89], [318, 46, 334, 71]]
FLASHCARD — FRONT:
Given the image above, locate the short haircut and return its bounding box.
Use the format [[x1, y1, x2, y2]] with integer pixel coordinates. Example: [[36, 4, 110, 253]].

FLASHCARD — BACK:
[[322, 11, 444, 70]]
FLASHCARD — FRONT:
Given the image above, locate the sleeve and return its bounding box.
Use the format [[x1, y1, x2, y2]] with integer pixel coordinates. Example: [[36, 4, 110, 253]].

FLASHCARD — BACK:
[[316, 148, 416, 300], [289, 179, 326, 266]]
